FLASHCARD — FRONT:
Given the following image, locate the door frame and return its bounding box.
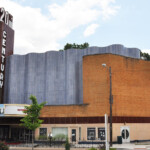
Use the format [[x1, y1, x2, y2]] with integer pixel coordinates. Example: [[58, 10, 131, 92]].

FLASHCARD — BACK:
[[71, 128, 76, 142], [120, 126, 130, 143]]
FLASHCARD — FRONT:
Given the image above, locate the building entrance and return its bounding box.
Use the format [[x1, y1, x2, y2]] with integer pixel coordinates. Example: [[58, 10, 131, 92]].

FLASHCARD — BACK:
[[11, 127, 32, 142], [120, 126, 130, 143], [0, 125, 9, 140], [71, 129, 76, 142], [0, 125, 32, 142]]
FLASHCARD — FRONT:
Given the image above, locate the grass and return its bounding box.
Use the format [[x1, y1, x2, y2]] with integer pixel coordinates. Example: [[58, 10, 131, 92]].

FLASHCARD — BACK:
[[110, 148, 117, 150]]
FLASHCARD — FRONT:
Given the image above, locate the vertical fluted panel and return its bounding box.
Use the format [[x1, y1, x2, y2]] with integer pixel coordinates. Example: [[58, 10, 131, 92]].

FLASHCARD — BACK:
[[4, 44, 140, 105]]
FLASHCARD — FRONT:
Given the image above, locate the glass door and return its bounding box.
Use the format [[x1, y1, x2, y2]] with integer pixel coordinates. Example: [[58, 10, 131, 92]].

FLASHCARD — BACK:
[[72, 129, 76, 142], [120, 126, 130, 143]]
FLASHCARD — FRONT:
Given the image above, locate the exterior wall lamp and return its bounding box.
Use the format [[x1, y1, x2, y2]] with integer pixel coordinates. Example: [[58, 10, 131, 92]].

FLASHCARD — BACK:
[[48, 132, 53, 147]]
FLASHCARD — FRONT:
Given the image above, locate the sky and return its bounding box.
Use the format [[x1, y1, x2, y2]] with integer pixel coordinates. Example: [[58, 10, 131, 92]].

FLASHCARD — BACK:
[[0, 0, 150, 55]]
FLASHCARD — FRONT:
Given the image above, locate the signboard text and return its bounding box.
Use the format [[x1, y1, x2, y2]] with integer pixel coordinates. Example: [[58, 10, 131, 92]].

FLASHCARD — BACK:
[[0, 7, 13, 28]]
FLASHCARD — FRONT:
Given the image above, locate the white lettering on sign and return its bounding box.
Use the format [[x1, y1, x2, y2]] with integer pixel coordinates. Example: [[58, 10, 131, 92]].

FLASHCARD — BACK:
[[0, 31, 7, 88], [2, 47, 5, 55], [0, 73, 3, 80], [1, 64, 4, 71], [0, 8, 13, 28], [0, 81, 3, 88], [1, 55, 5, 63], [3, 31, 7, 38], [2, 38, 6, 47]]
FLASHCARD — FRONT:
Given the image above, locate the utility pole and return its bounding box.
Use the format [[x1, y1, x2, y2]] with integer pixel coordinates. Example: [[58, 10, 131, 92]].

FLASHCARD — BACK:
[[109, 67, 113, 147], [102, 64, 113, 147]]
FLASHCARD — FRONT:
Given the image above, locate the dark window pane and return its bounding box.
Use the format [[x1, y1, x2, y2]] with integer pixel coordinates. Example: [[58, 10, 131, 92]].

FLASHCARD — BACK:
[[121, 130, 125, 139], [98, 128, 105, 140], [87, 128, 95, 140], [72, 129, 76, 142], [121, 129, 129, 140], [40, 128, 47, 136], [126, 130, 129, 139]]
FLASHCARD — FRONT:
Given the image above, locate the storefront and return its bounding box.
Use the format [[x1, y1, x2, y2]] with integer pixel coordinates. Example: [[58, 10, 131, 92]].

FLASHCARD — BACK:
[[0, 104, 31, 142]]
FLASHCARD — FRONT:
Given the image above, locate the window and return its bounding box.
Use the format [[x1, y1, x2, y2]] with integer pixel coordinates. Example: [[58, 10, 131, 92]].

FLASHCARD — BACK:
[[87, 128, 95, 140], [79, 127, 81, 141], [39, 128, 47, 136], [121, 129, 129, 139], [98, 128, 105, 140], [52, 127, 68, 137]]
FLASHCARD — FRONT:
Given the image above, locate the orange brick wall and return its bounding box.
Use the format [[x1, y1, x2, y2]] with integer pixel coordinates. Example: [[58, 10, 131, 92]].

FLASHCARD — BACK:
[[40, 54, 150, 118]]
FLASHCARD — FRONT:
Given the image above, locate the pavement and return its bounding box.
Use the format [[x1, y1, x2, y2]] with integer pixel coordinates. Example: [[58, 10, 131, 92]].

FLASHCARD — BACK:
[[9, 143, 150, 150], [112, 143, 150, 150]]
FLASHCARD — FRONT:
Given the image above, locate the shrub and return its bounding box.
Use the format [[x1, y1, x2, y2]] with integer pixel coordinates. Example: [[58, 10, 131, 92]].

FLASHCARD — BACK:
[[65, 138, 70, 150], [54, 134, 67, 141], [0, 141, 9, 150], [38, 135, 47, 140]]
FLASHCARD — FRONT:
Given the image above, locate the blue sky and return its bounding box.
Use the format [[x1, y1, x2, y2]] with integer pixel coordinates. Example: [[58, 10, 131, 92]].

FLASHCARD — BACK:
[[0, 0, 150, 54]]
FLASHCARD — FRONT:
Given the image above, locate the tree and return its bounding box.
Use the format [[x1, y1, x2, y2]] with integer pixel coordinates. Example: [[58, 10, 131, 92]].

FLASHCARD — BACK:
[[63, 42, 89, 50], [64, 43, 72, 50], [140, 51, 150, 61], [20, 95, 46, 150]]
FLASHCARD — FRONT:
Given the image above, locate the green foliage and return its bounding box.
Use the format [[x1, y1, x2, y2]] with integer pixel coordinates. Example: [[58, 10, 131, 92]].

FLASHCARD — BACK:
[[0, 141, 9, 150], [54, 134, 67, 141], [64, 43, 72, 50], [88, 148, 97, 150], [140, 51, 150, 61], [20, 95, 46, 131], [65, 138, 70, 150], [63, 42, 89, 50], [38, 135, 47, 140]]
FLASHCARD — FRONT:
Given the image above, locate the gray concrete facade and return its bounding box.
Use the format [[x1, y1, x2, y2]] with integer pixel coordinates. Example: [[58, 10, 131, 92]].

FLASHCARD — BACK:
[[3, 44, 140, 105]]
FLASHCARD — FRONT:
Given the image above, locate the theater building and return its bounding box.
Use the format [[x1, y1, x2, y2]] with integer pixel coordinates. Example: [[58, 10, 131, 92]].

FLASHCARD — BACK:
[[0, 7, 150, 144]]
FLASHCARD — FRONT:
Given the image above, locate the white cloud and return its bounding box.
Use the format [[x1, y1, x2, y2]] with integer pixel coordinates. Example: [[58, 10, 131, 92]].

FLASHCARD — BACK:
[[84, 24, 99, 37], [0, 0, 120, 54], [99, 0, 120, 20], [142, 49, 150, 54]]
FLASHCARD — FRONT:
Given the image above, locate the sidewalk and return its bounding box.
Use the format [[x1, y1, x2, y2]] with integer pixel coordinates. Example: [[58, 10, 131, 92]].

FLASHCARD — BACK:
[[9, 143, 150, 150], [10, 148, 89, 150], [112, 143, 150, 150], [10, 148, 64, 150]]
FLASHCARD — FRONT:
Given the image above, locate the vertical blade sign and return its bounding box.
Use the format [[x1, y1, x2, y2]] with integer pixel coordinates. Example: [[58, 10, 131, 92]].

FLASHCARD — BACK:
[[0, 7, 14, 103]]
